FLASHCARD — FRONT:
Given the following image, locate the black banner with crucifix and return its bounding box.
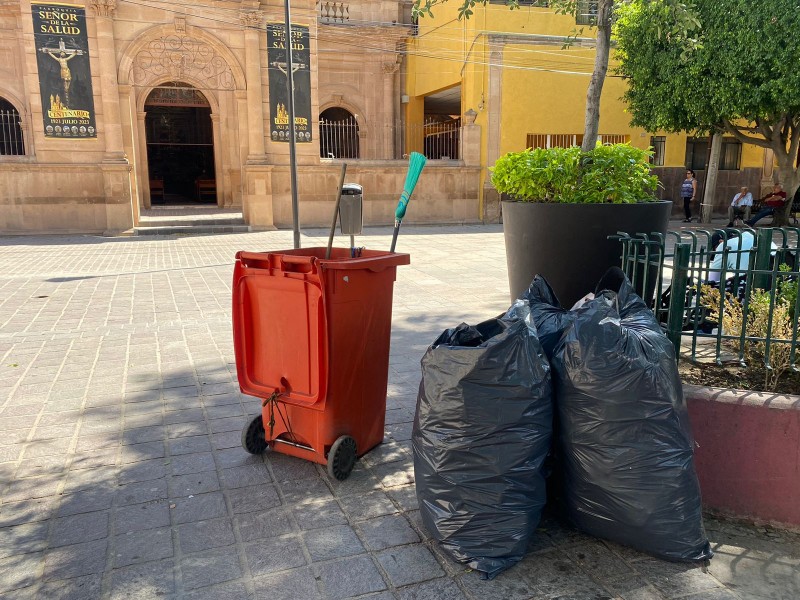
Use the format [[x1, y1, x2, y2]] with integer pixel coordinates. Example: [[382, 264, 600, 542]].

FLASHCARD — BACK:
[[266, 22, 312, 143], [32, 2, 97, 138]]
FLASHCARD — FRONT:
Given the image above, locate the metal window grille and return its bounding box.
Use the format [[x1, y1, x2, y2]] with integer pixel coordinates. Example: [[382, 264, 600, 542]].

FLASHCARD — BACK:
[[649, 136, 666, 166], [0, 100, 25, 156], [685, 137, 742, 171], [423, 119, 460, 160], [576, 0, 598, 25], [598, 134, 630, 145], [525, 133, 629, 149], [314, 116, 469, 160], [319, 116, 360, 159], [317, 118, 461, 160], [526, 134, 582, 149]]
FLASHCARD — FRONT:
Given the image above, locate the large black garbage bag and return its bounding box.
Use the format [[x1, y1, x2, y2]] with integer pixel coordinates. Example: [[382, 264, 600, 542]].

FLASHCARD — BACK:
[[526, 268, 713, 562], [413, 315, 553, 579], [516, 275, 575, 357]]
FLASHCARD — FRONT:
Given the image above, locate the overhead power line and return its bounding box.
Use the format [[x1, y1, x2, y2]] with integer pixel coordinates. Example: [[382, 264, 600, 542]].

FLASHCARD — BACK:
[[113, 0, 602, 77]]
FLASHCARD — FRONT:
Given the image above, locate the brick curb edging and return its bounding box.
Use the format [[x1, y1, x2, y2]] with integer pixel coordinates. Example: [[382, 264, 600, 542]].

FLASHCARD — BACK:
[[684, 384, 800, 530]]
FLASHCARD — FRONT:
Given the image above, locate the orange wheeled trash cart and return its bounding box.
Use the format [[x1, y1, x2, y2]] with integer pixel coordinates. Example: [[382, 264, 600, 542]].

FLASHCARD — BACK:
[[232, 247, 409, 479]]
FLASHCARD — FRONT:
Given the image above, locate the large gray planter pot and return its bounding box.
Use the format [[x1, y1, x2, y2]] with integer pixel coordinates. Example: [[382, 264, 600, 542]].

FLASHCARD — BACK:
[[502, 200, 673, 307]]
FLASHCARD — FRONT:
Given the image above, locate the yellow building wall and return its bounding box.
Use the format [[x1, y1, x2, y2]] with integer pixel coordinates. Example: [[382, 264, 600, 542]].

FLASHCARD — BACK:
[[409, 3, 763, 164], [405, 96, 425, 154], [485, 5, 579, 37], [406, 3, 765, 217], [408, 3, 471, 98], [498, 44, 650, 155]]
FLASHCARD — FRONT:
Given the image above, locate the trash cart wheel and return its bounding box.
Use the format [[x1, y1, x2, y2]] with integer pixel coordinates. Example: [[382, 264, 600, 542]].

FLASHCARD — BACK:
[[327, 435, 357, 480], [241, 415, 268, 455]]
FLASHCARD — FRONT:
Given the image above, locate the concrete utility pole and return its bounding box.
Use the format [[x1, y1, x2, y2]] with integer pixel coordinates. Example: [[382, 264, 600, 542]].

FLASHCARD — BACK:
[[284, 0, 301, 249], [701, 133, 723, 224]]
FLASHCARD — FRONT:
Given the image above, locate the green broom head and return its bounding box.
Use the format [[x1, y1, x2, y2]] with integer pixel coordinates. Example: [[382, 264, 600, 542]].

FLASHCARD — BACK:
[[394, 152, 427, 222]]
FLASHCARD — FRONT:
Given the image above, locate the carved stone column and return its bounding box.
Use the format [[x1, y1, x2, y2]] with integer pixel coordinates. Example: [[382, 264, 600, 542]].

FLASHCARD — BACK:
[[89, 0, 126, 163], [382, 57, 400, 159], [136, 111, 150, 208], [484, 38, 504, 223], [486, 40, 503, 168], [211, 113, 223, 205], [240, 10, 266, 163], [118, 83, 140, 224], [461, 108, 481, 167]]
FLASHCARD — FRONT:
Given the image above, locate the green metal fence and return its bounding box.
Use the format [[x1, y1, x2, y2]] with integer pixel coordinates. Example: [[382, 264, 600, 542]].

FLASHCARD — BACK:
[[614, 227, 800, 368]]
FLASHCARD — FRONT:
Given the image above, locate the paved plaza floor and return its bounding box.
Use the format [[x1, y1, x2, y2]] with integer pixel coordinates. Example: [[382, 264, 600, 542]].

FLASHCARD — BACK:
[[0, 225, 798, 599]]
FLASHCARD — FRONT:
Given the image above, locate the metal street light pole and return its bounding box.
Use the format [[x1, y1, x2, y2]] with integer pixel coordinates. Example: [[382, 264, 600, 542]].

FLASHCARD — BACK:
[[283, 0, 301, 248]]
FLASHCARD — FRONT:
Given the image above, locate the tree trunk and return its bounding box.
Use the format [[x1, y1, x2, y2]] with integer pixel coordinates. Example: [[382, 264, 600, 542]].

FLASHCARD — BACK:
[[777, 160, 800, 226], [580, 0, 613, 154], [701, 133, 722, 224]]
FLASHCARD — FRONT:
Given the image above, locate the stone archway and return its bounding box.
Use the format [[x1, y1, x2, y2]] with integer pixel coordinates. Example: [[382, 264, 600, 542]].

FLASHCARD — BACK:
[[319, 106, 359, 159], [143, 83, 216, 204], [117, 23, 246, 211], [118, 23, 246, 91], [320, 94, 368, 157]]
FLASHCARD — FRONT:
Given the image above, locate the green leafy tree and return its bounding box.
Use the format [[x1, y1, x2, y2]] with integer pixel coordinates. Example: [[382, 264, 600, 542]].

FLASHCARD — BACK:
[[615, 0, 800, 223], [412, 0, 698, 155]]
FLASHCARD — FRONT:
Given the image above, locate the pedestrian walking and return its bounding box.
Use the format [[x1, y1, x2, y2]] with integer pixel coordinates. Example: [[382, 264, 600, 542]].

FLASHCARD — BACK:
[[681, 169, 698, 222]]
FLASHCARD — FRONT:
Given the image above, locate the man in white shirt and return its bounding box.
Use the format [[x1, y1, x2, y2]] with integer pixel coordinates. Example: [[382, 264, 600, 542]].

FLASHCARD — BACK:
[[726, 186, 753, 226], [708, 229, 776, 283]]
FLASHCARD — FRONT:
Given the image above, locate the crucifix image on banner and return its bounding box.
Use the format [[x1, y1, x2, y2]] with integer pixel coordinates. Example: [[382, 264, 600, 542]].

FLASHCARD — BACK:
[[31, 2, 97, 138], [266, 22, 312, 143]]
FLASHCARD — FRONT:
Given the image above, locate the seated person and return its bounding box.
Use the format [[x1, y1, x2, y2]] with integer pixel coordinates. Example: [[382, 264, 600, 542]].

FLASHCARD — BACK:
[[726, 186, 753, 226], [746, 183, 787, 226], [708, 230, 754, 283], [664, 230, 781, 331], [707, 229, 777, 284], [709, 228, 741, 259]]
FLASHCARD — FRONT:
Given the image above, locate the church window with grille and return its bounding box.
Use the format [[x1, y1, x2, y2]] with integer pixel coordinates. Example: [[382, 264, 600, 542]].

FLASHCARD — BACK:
[[319, 107, 359, 159], [0, 98, 25, 156]]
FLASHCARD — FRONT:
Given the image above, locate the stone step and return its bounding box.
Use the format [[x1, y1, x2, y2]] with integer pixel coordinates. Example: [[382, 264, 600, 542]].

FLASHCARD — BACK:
[[133, 224, 251, 236], [136, 217, 246, 227]]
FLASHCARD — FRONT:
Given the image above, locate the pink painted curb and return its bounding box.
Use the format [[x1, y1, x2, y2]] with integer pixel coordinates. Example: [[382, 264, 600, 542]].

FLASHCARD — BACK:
[[684, 384, 800, 528]]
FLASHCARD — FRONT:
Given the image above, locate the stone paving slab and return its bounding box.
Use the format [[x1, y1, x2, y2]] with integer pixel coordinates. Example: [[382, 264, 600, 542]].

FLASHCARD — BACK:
[[0, 224, 798, 599]]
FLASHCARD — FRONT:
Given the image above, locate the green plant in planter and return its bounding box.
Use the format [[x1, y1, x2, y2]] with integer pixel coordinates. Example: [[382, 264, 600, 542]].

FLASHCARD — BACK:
[[491, 143, 659, 204]]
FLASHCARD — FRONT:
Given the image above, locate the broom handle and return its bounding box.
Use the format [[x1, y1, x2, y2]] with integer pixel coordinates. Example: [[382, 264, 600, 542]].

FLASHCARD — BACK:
[[390, 221, 400, 253], [390, 153, 426, 253], [325, 163, 348, 260]]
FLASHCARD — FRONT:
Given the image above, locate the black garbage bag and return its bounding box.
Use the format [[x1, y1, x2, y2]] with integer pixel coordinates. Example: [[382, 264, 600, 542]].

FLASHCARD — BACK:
[[413, 314, 553, 579], [516, 275, 575, 357], [525, 267, 713, 562]]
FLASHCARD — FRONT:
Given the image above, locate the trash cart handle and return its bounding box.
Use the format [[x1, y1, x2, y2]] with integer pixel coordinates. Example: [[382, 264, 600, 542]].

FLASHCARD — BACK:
[[281, 255, 316, 266], [235, 252, 317, 274], [279, 255, 316, 274]]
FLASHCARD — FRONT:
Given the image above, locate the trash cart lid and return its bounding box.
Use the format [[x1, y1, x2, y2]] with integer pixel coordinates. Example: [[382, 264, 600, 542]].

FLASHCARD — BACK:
[[341, 183, 362, 195]]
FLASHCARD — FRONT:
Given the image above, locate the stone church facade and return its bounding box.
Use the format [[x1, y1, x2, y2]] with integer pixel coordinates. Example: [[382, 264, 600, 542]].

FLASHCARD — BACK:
[[0, 0, 482, 234]]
